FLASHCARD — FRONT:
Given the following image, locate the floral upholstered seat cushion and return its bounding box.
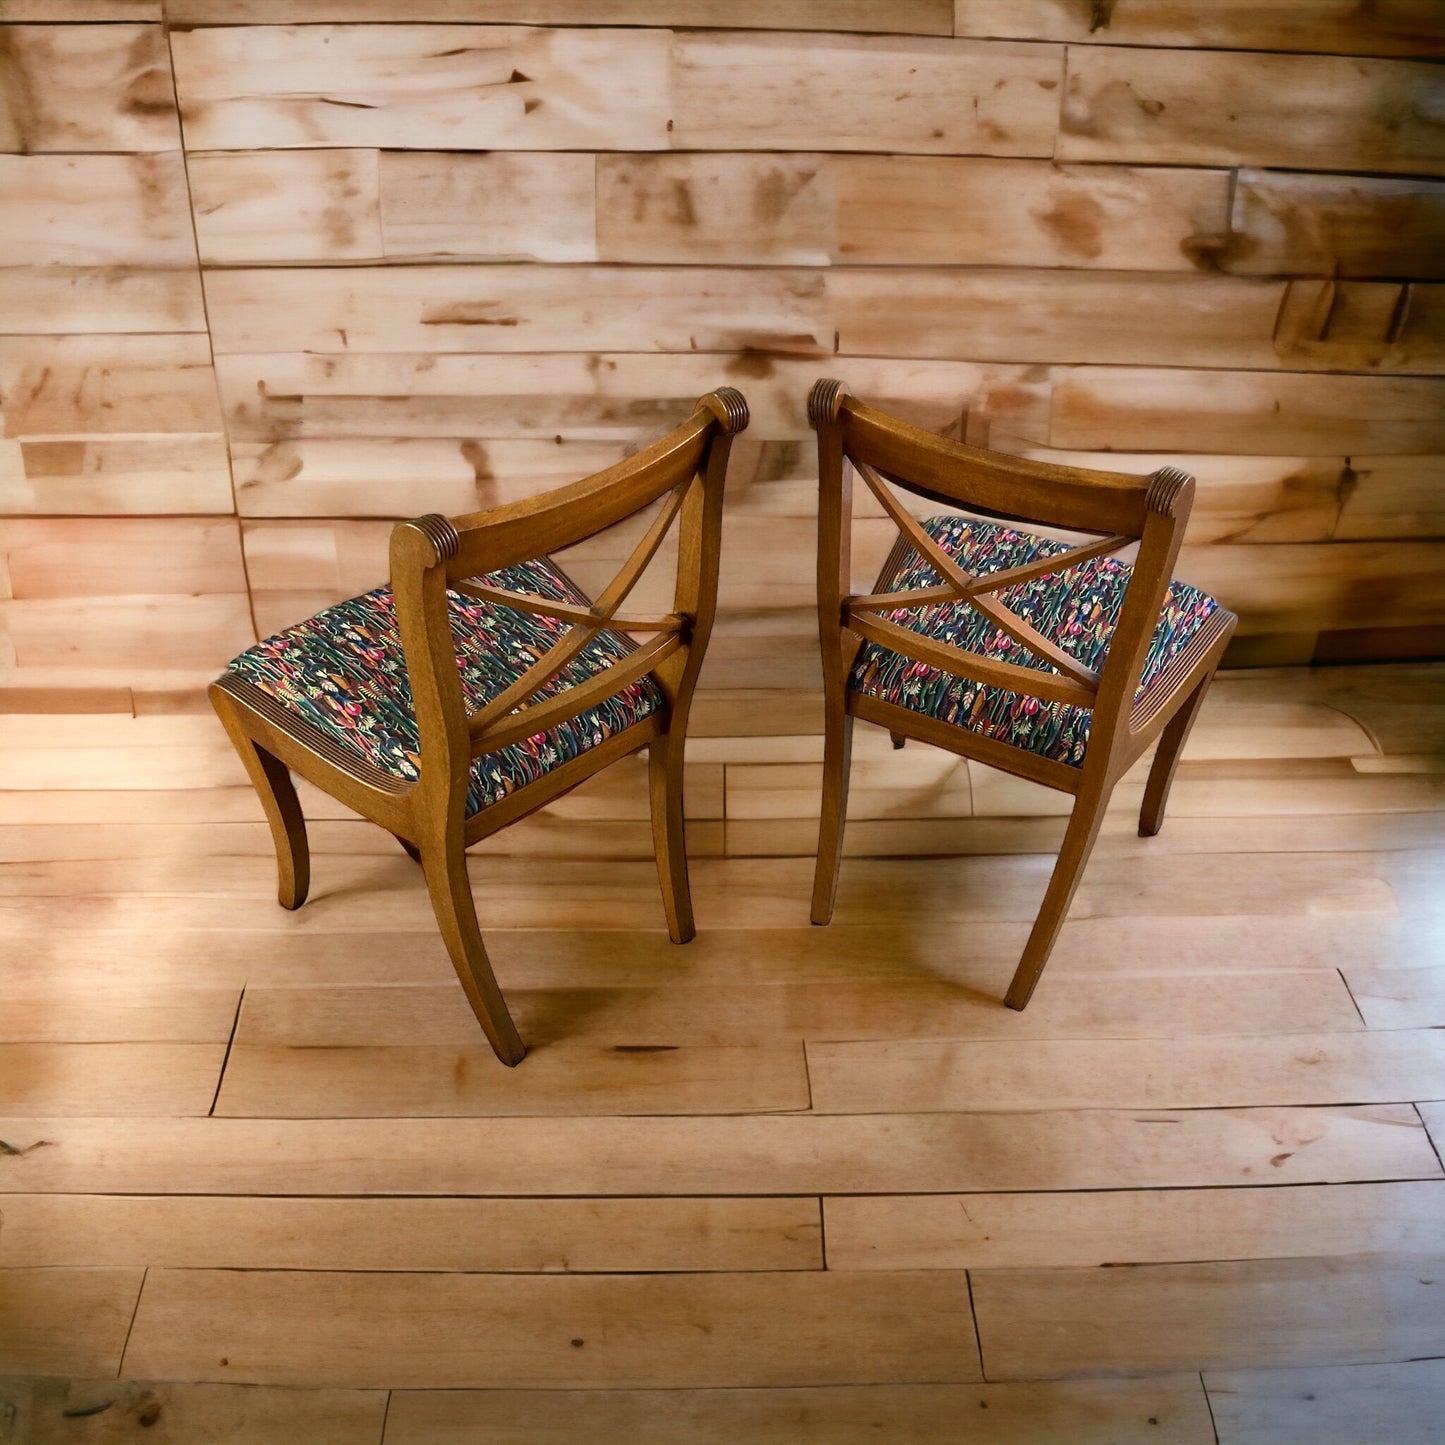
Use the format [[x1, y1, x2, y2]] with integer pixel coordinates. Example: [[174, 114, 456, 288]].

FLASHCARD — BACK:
[[225, 557, 665, 815], [848, 516, 1220, 767]]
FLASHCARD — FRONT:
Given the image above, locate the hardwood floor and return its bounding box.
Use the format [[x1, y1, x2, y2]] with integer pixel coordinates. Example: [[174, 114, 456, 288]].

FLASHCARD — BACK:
[[2, 664, 1444, 1443]]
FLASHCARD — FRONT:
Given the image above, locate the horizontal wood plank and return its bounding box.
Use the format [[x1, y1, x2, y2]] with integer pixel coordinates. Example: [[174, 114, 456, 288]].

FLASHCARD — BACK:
[[122, 1268, 981, 1387], [0, 24, 179, 153], [0, 267, 204, 336], [824, 1180, 1445, 1270], [0, 1268, 143, 1377], [1059, 46, 1445, 175], [806, 1030, 1445, 1114], [0, 1043, 225, 1115], [1204, 1359, 1445, 1445], [2, 1106, 1435, 1196], [971, 1254, 1445, 1378], [213, 1040, 811, 1117], [953, 0, 1445, 57], [384, 1376, 1216, 1444], [0, 1194, 822, 1272]]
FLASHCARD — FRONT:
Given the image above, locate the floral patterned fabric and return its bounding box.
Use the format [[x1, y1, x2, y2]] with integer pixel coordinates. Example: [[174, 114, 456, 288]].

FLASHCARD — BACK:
[[849, 515, 1220, 767], [226, 558, 665, 815]]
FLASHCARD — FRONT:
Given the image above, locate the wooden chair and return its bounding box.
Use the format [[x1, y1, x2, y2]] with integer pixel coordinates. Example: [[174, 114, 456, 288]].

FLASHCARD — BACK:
[[211, 388, 748, 1065], [808, 379, 1237, 1009]]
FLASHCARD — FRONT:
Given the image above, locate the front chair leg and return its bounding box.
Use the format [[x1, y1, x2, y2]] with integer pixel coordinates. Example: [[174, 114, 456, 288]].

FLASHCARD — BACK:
[[648, 731, 695, 944], [1139, 665, 1217, 838], [810, 712, 855, 925], [1004, 777, 1111, 1011], [211, 687, 310, 910], [419, 840, 526, 1066]]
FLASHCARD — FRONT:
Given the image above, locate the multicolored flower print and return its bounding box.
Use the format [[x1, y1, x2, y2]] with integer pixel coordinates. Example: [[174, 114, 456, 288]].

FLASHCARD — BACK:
[[848, 516, 1220, 767], [225, 558, 665, 815]]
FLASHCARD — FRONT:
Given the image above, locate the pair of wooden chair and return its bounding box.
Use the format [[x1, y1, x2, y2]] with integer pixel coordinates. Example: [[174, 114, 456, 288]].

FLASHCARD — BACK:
[[214, 383, 1234, 1064]]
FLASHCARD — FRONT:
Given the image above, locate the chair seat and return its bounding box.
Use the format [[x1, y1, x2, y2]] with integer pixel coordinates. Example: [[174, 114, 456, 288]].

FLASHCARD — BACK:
[[225, 557, 665, 816], [848, 515, 1221, 766]]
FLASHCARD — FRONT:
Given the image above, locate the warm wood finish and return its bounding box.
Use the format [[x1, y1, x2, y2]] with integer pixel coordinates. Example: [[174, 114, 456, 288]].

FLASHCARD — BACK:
[[212, 392, 746, 1062], [808, 382, 1236, 1007]]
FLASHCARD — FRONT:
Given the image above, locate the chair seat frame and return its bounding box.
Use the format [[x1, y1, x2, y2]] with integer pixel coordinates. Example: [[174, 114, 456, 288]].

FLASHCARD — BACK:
[[807, 379, 1237, 1010], [212, 388, 748, 1065]]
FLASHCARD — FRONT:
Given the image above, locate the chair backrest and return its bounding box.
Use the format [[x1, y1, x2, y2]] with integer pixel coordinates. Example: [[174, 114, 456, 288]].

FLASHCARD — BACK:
[[389, 387, 747, 815], [809, 378, 1195, 761]]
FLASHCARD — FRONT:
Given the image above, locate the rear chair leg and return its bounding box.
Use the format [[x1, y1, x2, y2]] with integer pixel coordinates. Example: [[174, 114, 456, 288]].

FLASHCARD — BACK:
[[810, 712, 855, 925], [211, 685, 309, 910], [1139, 666, 1217, 838], [420, 840, 526, 1067], [649, 731, 696, 944], [1004, 776, 1111, 1011]]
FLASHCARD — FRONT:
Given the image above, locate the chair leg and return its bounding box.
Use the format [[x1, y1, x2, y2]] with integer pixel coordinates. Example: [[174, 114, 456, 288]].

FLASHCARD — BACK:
[[648, 732, 695, 944], [810, 712, 855, 925], [211, 688, 309, 910], [889, 731, 907, 750], [419, 841, 526, 1067], [1139, 667, 1217, 838], [1003, 777, 1111, 1011]]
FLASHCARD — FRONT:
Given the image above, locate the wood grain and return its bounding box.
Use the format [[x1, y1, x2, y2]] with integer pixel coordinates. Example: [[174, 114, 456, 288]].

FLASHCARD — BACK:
[[3, 1106, 1434, 1196], [1204, 1359, 1445, 1445], [807, 1030, 1445, 1114], [0, 24, 179, 153], [0, 1268, 143, 1377], [825, 1181, 1445, 1270], [971, 1254, 1445, 1378], [384, 1377, 1217, 1444], [1059, 46, 1445, 175], [122, 1268, 981, 1387], [0, 1194, 822, 1272], [953, 1, 1445, 57], [0, 1378, 386, 1445], [0, 1043, 225, 1115]]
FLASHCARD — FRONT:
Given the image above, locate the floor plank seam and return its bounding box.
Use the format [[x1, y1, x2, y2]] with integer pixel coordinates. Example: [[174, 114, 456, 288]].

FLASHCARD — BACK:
[[116, 1265, 148, 1383], [208, 986, 246, 1118]]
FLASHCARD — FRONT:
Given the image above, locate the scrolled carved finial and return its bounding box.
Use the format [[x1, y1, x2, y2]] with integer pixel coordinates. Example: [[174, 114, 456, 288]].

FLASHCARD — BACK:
[[807, 377, 849, 430], [703, 386, 749, 435], [408, 512, 461, 563], [1145, 466, 1192, 517]]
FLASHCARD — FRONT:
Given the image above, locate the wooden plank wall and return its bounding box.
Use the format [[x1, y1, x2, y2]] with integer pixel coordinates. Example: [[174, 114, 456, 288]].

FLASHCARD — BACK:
[[2, 0, 1443, 724]]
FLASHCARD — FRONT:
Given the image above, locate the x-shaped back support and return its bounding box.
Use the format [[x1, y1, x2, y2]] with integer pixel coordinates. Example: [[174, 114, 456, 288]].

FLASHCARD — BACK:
[[843, 459, 1136, 711]]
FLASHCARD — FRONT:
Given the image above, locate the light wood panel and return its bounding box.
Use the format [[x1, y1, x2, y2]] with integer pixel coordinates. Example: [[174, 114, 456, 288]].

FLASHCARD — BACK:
[[1204, 1359, 1445, 1445], [0, 1042, 225, 1114], [0, 24, 180, 153], [0, 436, 232, 517], [1, 1194, 822, 1272], [970, 1254, 1445, 1378], [0, 1377, 387, 1445], [0, 1375, 390, 1445], [122, 1268, 982, 1387], [824, 1180, 1445, 1270], [1059, 47, 1445, 175], [165, 2, 957, 33], [3, 1106, 1434, 1196], [0, 1269, 144, 1377], [213, 1040, 810, 1117], [952, 0, 1445, 56], [384, 1377, 1217, 1444], [806, 1029, 1445, 1114], [0, 983, 240, 1042], [0, 267, 204, 337], [1217, 170, 1445, 280]]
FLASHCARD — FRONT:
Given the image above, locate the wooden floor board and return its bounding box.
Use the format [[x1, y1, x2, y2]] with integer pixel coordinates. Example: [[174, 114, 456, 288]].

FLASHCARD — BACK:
[[0, 1043, 226, 1115], [0, 1269, 143, 1378], [122, 1269, 981, 1389], [0, 1195, 822, 1273], [1204, 1359, 1445, 1445], [806, 1029, 1445, 1113], [382, 1376, 1217, 1443], [972, 1254, 1445, 1380], [0, 1376, 388, 1444], [3, 1106, 1435, 1197], [824, 1180, 1445, 1270]]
